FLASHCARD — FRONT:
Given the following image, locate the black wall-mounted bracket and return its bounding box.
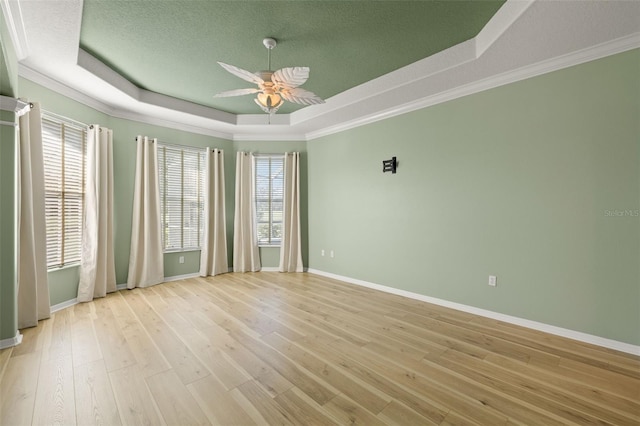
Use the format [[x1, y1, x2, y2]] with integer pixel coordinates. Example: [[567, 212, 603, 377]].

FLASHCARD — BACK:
[[382, 156, 397, 174]]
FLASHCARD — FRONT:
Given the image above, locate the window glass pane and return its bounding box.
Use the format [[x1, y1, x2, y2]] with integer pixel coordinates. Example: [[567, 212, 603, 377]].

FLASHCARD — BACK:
[[254, 155, 284, 246], [41, 114, 87, 269], [158, 144, 206, 251], [45, 195, 62, 268], [63, 195, 83, 264]]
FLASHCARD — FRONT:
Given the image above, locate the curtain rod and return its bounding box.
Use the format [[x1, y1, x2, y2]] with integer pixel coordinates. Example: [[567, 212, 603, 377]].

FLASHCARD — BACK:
[[88, 124, 110, 131], [134, 137, 222, 152], [252, 153, 286, 157]]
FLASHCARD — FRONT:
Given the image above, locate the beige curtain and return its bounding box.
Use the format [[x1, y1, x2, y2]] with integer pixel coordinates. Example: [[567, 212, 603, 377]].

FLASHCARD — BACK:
[[77, 125, 116, 302], [127, 136, 164, 288], [233, 152, 261, 272], [17, 101, 50, 328], [200, 148, 228, 276], [279, 152, 303, 272]]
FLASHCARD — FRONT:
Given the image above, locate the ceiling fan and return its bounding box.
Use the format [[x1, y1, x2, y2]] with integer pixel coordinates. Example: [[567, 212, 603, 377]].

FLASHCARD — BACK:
[[214, 38, 325, 114]]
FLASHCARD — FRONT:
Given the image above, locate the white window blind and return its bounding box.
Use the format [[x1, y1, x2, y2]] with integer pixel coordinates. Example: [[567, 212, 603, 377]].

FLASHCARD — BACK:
[[158, 144, 206, 251], [41, 114, 87, 269], [254, 155, 284, 246]]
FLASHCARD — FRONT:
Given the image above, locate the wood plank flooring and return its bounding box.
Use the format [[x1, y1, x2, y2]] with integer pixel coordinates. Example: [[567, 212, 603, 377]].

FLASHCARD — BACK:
[[1, 272, 638, 425]]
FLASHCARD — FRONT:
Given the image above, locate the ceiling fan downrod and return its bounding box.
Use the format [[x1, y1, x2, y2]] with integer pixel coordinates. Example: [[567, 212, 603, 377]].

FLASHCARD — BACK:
[[263, 37, 277, 71]]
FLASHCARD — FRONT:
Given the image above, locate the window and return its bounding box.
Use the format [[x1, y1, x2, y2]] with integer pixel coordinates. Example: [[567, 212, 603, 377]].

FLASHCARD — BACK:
[[254, 155, 284, 246], [42, 113, 87, 269], [158, 144, 206, 251]]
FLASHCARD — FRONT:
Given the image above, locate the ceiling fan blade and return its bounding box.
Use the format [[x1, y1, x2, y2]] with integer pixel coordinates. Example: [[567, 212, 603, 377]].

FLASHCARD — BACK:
[[272, 67, 309, 88], [218, 62, 264, 85], [213, 88, 260, 98], [280, 88, 325, 106]]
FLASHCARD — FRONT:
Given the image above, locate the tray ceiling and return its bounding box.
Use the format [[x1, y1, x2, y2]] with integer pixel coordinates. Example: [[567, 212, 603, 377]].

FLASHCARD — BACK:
[[3, 0, 640, 140], [79, 0, 504, 115]]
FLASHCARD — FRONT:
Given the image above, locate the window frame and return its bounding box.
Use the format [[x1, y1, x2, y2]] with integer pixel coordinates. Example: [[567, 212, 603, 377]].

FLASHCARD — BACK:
[[41, 111, 88, 270], [254, 154, 285, 247], [157, 143, 206, 253]]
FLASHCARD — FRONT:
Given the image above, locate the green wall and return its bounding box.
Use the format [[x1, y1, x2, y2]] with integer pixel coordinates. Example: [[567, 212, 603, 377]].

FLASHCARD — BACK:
[[19, 79, 233, 303], [106, 116, 233, 282], [308, 49, 640, 345], [18, 80, 308, 305], [6, 44, 639, 347], [0, 111, 17, 341], [0, 12, 18, 342], [233, 140, 308, 267], [20, 79, 109, 306]]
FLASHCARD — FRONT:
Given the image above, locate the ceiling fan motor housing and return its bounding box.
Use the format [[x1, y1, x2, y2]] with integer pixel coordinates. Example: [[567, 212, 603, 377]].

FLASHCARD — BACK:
[[255, 70, 274, 82]]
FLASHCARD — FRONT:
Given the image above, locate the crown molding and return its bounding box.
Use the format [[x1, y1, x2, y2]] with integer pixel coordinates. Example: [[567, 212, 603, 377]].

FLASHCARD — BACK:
[[475, 0, 533, 56], [19, 64, 238, 140], [7, 0, 640, 142], [19, 64, 117, 116], [306, 32, 640, 141], [232, 132, 306, 142], [291, 38, 479, 129], [293, 0, 536, 129], [77, 49, 237, 126], [108, 107, 236, 141], [0, 0, 28, 60], [20, 62, 307, 141]]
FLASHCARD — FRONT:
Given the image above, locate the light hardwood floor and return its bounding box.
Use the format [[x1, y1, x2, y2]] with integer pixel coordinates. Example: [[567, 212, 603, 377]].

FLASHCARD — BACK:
[[1, 272, 638, 425]]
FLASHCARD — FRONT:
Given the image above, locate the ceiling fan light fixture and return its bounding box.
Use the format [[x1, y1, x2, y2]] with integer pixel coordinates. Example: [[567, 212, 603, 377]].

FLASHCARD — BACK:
[[214, 37, 325, 114], [257, 92, 283, 109]]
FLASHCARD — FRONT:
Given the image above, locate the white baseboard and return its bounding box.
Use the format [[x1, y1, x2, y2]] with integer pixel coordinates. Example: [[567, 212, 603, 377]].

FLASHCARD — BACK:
[[306, 268, 640, 356], [51, 298, 78, 313], [115, 272, 201, 291], [226, 267, 283, 272], [235, 267, 308, 272], [0, 331, 22, 349], [163, 272, 201, 282]]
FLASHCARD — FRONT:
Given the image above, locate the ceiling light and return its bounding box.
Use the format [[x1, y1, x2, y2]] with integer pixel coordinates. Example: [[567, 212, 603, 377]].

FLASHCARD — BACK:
[[214, 38, 324, 114]]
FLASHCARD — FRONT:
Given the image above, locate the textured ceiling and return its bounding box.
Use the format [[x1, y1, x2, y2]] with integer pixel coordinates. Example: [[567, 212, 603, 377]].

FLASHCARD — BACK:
[[79, 0, 504, 115]]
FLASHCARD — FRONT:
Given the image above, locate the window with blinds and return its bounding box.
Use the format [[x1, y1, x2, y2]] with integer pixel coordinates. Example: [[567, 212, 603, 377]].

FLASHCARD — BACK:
[[254, 155, 284, 246], [42, 114, 87, 269], [157, 144, 206, 251]]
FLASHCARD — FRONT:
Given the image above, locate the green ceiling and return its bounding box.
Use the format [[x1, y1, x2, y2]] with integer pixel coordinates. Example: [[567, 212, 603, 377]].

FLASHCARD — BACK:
[[80, 0, 504, 115]]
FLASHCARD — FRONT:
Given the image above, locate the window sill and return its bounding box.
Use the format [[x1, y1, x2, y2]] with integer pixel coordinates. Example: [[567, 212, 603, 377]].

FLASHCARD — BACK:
[[164, 248, 202, 254], [47, 263, 80, 273]]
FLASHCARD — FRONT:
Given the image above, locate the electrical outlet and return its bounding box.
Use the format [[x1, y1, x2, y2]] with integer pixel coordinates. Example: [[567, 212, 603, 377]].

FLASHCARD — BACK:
[[321, 249, 325, 256], [179, 256, 185, 264], [330, 250, 334, 258], [488, 275, 497, 287]]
